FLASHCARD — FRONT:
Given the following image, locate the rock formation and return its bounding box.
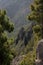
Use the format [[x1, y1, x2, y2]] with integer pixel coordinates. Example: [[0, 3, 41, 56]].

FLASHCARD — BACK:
[[35, 39, 43, 65]]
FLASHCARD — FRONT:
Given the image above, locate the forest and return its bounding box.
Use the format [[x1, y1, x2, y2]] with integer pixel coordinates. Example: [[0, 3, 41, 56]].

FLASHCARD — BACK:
[[0, 0, 43, 65]]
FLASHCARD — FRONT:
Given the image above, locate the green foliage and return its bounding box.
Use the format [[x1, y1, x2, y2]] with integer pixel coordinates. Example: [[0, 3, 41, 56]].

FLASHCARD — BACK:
[[28, 0, 43, 38], [20, 0, 43, 65], [31, 5, 35, 11], [33, 25, 41, 33], [0, 10, 14, 65], [20, 52, 35, 65], [19, 32, 40, 65]]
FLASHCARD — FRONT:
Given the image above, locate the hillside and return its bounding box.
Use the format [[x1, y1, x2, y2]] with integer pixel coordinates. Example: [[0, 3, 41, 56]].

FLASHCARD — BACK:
[[11, 32, 40, 65], [0, 0, 43, 65], [0, 0, 33, 32]]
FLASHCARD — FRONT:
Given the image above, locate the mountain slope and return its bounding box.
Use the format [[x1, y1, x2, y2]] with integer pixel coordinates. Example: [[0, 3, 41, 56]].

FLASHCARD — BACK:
[[0, 0, 33, 31]]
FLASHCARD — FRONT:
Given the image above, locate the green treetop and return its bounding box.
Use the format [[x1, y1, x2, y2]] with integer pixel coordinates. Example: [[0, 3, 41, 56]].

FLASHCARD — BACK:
[[28, 0, 43, 38], [0, 10, 14, 65]]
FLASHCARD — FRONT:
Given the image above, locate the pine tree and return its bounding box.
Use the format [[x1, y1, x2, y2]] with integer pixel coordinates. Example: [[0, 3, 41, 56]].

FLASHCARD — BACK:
[[0, 10, 14, 65], [28, 0, 43, 38]]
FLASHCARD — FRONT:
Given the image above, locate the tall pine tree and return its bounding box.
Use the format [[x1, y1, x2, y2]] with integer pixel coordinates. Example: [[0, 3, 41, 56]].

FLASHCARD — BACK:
[[0, 10, 14, 65], [28, 0, 43, 38]]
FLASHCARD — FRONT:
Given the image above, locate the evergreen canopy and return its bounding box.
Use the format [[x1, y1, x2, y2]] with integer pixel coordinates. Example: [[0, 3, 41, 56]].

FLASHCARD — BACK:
[[0, 10, 14, 65], [28, 0, 43, 38]]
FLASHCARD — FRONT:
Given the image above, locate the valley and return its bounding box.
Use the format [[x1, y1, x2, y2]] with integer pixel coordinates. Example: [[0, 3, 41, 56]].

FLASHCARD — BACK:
[[0, 0, 33, 32]]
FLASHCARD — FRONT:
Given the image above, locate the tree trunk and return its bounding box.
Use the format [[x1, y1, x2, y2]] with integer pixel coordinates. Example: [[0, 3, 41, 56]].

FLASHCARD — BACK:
[[41, 19, 43, 38], [42, 27, 43, 38]]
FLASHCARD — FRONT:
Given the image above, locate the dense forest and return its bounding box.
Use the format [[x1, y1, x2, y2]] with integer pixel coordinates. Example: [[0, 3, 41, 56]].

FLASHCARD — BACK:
[[0, 0, 43, 65]]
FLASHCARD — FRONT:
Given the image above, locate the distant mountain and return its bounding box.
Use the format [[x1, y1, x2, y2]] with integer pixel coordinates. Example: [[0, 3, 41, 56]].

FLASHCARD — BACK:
[[0, 0, 33, 31]]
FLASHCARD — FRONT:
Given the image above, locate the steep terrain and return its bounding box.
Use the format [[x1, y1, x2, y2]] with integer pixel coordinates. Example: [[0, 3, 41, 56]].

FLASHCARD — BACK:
[[0, 0, 35, 65]]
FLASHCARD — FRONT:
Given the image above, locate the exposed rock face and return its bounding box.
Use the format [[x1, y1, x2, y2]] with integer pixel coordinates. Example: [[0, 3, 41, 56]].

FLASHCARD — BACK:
[[35, 39, 43, 65], [11, 55, 26, 65]]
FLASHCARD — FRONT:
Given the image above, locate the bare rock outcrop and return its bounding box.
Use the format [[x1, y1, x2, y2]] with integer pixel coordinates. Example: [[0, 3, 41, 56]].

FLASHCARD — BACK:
[[35, 39, 43, 65]]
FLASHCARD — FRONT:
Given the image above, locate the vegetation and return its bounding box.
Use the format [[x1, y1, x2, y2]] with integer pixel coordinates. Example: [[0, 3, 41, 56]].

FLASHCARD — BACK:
[[28, 0, 43, 38], [0, 0, 43, 65], [19, 32, 40, 65], [0, 10, 14, 65], [19, 0, 43, 65], [15, 26, 33, 46]]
